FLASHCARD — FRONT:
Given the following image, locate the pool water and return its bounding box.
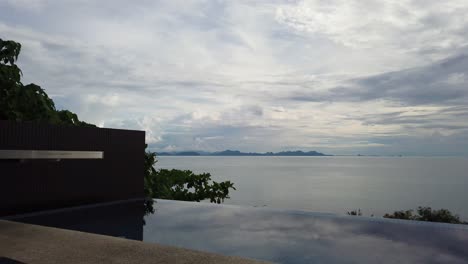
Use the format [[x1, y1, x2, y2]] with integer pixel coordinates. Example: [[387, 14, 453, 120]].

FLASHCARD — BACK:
[[4, 199, 468, 264]]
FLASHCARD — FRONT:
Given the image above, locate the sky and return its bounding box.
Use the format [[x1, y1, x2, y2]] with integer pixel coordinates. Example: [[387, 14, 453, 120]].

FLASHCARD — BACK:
[[1, 0, 468, 156]]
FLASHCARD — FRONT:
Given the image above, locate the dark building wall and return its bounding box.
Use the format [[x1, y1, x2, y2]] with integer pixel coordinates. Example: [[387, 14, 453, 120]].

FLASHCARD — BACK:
[[0, 121, 145, 216]]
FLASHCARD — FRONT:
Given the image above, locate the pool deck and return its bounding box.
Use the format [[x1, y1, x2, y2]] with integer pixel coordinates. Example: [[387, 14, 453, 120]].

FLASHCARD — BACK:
[[0, 220, 268, 264]]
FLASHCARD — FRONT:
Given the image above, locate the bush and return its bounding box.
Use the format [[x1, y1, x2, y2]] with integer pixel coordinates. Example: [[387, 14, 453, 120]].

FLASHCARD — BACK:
[[144, 148, 235, 203], [347, 209, 362, 216], [384, 206, 467, 224]]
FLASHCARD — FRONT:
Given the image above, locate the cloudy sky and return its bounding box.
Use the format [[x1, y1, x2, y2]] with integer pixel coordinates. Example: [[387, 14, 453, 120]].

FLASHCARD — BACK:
[[1, 0, 468, 155]]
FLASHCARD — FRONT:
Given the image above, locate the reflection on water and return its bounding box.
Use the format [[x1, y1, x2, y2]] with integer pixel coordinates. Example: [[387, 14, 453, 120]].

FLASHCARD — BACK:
[[5, 199, 468, 263], [5, 200, 146, 241], [144, 200, 468, 264], [143, 199, 156, 224]]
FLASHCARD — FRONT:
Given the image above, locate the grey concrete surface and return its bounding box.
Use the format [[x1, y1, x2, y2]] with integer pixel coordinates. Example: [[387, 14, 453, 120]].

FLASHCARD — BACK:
[[0, 220, 269, 264]]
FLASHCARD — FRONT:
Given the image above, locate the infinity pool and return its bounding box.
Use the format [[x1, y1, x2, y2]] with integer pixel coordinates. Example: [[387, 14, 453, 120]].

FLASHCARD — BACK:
[[4, 199, 468, 263]]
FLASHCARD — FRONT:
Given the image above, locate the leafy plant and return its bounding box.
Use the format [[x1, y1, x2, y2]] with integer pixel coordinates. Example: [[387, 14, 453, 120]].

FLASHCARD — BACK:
[[144, 146, 158, 199], [143, 146, 236, 204], [151, 169, 236, 203], [384, 206, 467, 224], [347, 206, 467, 225], [347, 209, 362, 216], [0, 38, 93, 126]]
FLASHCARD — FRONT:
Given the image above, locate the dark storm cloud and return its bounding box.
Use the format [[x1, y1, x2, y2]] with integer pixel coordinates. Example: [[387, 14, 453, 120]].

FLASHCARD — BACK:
[[289, 54, 468, 106], [360, 109, 466, 126]]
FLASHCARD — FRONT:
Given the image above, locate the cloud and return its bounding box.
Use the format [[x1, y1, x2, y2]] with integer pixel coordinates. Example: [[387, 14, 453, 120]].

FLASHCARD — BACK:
[[276, 0, 468, 57], [1, 0, 468, 155], [2, 0, 47, 12]]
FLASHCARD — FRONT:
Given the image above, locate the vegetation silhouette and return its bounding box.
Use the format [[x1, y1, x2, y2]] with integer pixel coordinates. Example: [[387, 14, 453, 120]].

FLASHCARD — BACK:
[[0, 40, 93, 126], [384, 206, 467, 224], [347, 207, 467, 225], [347, 209, 362, 216], [144, 146, 235, 207], [0, 39, 236, 212]]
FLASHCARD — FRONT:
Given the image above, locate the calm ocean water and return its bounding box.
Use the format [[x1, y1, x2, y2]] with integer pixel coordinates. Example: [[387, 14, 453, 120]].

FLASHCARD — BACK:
[[158, 156, 468, 218]]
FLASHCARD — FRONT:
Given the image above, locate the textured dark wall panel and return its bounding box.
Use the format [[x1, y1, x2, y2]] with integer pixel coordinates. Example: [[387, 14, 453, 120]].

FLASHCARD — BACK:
[[0, 121, 145, 216]]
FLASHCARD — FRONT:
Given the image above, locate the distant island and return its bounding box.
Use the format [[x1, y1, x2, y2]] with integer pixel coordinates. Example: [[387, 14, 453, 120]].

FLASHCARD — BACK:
[[157, 150, 330, 156]]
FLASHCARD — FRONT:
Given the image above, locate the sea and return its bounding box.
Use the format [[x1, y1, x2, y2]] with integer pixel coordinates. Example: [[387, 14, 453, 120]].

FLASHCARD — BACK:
[[158, 156, 468, 219]]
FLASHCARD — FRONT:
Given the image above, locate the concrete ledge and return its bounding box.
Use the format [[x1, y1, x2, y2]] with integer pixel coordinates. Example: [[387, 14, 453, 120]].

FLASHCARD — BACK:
[[0, 220, 268, 264]]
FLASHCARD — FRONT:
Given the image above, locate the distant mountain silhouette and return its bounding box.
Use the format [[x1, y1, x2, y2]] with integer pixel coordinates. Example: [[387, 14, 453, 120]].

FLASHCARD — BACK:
[[158, 151, 201, 156], [158, 150, 329, 156]]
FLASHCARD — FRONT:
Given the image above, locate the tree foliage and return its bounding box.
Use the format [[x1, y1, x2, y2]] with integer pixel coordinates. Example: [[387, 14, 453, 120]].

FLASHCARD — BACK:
[[384, 206, 467, 224], [0, 38, 93, 126], [144, 147, 235, 204], [1, 38, 236, 207], [144, 146, 158, 199], [0, 39, 22, 86], [347, 209, 362, 216], [152, 169, 235, 203], [347, 206, 467, 225]]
